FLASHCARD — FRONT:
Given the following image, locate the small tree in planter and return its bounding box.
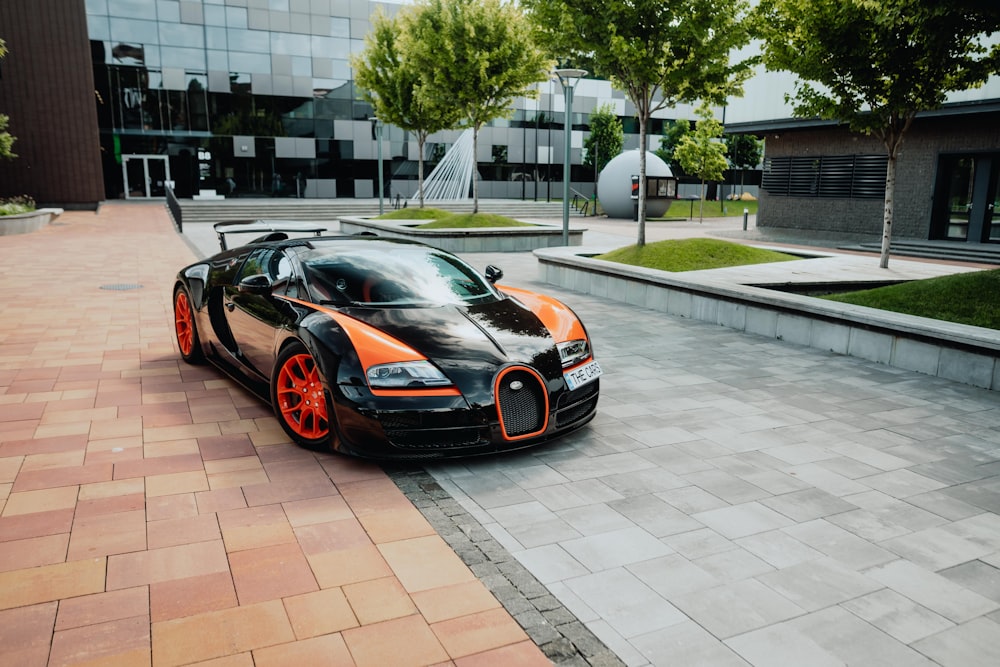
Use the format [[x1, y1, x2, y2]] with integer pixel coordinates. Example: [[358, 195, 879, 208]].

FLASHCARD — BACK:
[[673, 103, 727, 222]]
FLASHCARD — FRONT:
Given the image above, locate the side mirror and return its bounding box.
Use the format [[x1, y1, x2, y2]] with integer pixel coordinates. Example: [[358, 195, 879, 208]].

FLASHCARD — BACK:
[[485, 265, 503, 284], [238, 274, 272, 295]]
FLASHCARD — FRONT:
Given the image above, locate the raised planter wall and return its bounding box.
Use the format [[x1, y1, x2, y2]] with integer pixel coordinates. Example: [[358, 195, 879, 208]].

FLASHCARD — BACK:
[[536, 248, 1000, 392], [339, 216, 584, 253], [0, 208, 63, 236]]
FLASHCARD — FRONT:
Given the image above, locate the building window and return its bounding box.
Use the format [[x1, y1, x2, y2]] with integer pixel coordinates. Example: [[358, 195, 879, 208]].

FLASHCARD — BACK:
[[763, 154, 887, 199]]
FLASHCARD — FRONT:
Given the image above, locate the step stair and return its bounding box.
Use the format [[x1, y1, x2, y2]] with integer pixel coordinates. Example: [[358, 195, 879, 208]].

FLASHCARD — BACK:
[[841, 240, 1000, 265]]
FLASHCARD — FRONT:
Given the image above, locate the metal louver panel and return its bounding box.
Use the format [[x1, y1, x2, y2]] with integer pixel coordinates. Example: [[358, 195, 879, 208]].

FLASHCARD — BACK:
[[762, 154, 887, 199]]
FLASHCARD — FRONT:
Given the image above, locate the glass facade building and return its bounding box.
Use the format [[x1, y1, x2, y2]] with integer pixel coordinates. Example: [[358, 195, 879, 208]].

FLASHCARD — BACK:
[[80, 0, 653, 202]]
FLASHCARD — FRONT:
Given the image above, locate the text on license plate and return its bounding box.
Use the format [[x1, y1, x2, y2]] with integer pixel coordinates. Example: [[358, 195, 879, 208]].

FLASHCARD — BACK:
[[564, 360, 602, 391]]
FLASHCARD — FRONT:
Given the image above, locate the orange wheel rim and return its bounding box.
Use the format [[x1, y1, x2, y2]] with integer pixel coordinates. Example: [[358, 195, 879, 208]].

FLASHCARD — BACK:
[[175, 292, 194, 355], [276, 353, 329, 439]]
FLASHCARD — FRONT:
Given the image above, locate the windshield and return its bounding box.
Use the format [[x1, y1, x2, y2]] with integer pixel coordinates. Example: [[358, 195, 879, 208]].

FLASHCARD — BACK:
[[299, 242, 502, 307]]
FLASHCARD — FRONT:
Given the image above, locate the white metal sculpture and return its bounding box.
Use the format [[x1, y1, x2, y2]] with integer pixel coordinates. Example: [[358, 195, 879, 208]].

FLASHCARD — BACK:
[[417, 129, 475, 201]]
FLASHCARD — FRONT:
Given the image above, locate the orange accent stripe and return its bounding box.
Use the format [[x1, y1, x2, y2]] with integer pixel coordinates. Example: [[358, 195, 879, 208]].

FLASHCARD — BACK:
[[498, 285, 586, 343], [282, 296, 426, 368], [280, 297, 458, 394], [494, 366, 549, 441]]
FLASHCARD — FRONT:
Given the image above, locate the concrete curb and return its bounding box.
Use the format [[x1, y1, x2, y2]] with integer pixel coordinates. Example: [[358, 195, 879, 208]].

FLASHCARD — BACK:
[[536, 247, 1000, 392]]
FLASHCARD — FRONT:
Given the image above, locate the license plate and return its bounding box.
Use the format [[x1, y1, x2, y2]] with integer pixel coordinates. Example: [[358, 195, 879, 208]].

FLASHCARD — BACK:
[[564, 360, 602, 391]]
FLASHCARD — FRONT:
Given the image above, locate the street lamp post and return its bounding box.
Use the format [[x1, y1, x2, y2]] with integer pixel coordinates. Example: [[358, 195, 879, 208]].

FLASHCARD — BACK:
[[554, 68, 587, 245], [369, 117, 384, 215]]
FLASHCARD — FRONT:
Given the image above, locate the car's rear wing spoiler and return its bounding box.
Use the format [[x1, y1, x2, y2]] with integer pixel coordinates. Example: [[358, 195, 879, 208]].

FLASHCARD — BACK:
[[213, 220, 328, 250]]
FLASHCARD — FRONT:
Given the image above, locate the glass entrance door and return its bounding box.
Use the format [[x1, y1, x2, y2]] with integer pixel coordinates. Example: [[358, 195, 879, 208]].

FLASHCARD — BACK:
[[933, 154, 1000, 243], [943, 156, 974, 241], [122, 155, 170, 199], [987, 167, 1000, 242]]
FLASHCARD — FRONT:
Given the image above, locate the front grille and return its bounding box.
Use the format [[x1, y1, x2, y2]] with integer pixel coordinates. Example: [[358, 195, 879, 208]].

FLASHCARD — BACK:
[[496, 367, 547, 438]]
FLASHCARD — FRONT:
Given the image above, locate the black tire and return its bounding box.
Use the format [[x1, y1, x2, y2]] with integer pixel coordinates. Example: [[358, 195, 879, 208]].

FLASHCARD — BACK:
[[271, 343, 332, 450], [174, 286, 205, 364]]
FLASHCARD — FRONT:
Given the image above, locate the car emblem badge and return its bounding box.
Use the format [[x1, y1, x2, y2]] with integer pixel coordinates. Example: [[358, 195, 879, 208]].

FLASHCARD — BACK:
[[510, 380, 523, 391]]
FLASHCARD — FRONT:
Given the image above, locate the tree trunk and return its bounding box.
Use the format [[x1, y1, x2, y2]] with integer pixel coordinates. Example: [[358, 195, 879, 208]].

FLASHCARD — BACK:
[[879, 152, 896, 269], [417, 135, 426, 209], [472, 126, 480, 214], [637, 115, 647, 247], [699, 178, 705, 223]]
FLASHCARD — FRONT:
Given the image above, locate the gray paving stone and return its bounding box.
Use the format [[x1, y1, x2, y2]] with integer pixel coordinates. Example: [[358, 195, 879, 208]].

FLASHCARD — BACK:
[[782, 519, 897, 570], [671, 578, 805, 639], [865, 559, 1000, 623], [557, 504, 635, 536], [562, 567, 687, 640], [841, 588, 955, 644], [760, 488, 858, 522], [939, 559, 1000, 604], [757, 557, 882, 612], [735, 530, 825, 568], [561, 526, 674, 571], [663, 527, 738, 560], [654, 485, 729, 514], [693, 501, 795, 539], [608, 494, 703, 538], [680, 469, 772, 504], [912, 616, 1000, 667], [862, 469, 949, 498], [626, 553, 720, 598], [632, 621, 751, 667], [694, 546, 775, 584], [879, 525, 995, 571], [726, 606, 936, 667]]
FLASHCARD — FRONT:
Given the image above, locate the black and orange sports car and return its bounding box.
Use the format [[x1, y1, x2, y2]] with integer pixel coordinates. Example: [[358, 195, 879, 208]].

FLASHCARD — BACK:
[[172, 231, 601, 459]]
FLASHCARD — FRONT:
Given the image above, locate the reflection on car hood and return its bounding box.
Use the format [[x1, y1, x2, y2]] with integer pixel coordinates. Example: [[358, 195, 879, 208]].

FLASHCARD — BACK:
[[341, 297, 563, 378]]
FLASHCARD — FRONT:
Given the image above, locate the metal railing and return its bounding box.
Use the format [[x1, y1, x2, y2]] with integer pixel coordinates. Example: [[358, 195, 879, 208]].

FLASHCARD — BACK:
[[165, 187, 183, 232], [571, 188, 598, 216]]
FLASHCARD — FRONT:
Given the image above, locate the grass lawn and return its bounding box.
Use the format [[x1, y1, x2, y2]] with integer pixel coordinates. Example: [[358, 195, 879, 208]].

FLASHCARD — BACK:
[[375, 208, 534, 228], [822, 269, 1000, 329], [596, 238, 798, 272]]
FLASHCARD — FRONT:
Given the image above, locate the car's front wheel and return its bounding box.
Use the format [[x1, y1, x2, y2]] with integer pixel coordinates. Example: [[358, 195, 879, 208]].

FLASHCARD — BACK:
[[272, 343, 331, 449], [174, 286, 204, 364]]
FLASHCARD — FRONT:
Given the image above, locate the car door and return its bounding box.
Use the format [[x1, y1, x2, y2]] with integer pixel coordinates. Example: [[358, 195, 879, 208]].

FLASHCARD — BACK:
[[223, 248, 297, 380]]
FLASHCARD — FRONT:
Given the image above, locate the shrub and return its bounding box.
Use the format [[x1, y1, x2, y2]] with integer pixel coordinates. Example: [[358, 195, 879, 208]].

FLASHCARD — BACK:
[[0, 195, 36, 216]]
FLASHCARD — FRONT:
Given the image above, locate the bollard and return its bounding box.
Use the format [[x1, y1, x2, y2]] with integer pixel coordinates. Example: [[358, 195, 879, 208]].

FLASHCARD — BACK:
[[743, 207, 749, 231]]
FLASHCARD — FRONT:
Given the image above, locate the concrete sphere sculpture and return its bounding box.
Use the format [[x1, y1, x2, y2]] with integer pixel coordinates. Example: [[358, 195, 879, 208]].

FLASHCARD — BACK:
[[597, 150, 674, 219]]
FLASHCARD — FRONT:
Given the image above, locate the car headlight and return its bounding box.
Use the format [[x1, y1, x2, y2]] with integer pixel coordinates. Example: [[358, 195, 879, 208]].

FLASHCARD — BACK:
[[366, 360, 453, 388], [557, 339, 590, 368]]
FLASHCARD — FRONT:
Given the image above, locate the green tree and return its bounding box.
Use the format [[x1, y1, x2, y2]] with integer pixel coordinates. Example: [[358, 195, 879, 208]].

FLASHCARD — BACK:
[[523, 0, 753, 245], [674, 103, 728, 222], [406, 0, 552, 213], [351, 6, 463, 208], [654, 119, 690, 175], [583, 104, 623, 183], [756, 0, 1000, 268], [0, 38, 15, 160], [724, 133, 762, 194]]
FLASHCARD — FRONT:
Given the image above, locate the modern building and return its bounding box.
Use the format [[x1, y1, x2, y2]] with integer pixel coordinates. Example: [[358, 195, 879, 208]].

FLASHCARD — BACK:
[[0, 0, 690, 210], [726, 52, 1000, 247], [3, 0, 996, 252]]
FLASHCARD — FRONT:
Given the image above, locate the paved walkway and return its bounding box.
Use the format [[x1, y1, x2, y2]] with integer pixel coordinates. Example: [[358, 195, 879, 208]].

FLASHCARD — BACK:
[[3, 201, 1000, 666], [0, 203, 549, 666]]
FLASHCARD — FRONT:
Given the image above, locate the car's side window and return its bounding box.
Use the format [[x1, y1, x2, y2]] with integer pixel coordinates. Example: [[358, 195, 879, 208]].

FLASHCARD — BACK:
[[237, 249, 299, 297]]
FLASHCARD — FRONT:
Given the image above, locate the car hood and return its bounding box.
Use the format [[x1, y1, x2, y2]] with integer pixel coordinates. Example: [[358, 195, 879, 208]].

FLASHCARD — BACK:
[[341, 297, 565, 385]]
